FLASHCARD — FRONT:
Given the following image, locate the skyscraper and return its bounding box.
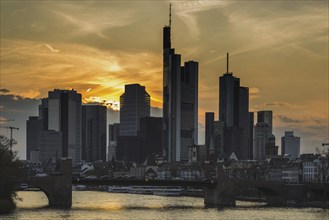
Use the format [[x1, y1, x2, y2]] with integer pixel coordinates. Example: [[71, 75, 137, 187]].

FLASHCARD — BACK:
[[108, 123, 120, 161], [253, 110, 278, 160], [281, 131, 300, 158], [257, 111, 273, 134], [163, 4, 198, 162], [119, 84, 150, 136], [26, 116, 42, 161], [139, 117, 163, 160], [180, 61, 198, 161], [253, 123, 271, 160], [82, 104, 107, 162], [218, 53, 250, 159], [205, 112, 215, 154], [48, 89, 82, 164]]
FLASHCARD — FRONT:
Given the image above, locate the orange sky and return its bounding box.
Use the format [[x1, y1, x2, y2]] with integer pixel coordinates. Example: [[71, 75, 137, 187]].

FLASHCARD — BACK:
[[0, 1, 328, 158]]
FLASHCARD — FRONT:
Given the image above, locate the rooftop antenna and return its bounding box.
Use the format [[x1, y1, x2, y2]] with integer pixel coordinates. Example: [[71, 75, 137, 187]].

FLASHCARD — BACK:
[[169, 2, 172, 27], [227, 52, 229, 74]]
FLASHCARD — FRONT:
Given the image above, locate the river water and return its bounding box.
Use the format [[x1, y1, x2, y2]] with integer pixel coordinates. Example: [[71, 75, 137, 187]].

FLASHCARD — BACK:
[[1, 191, 328, 219]]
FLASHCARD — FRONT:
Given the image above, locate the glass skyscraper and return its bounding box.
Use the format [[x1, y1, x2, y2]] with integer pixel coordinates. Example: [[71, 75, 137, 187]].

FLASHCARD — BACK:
[[163, 5, 198, 162], [119, 84, 150, 136]]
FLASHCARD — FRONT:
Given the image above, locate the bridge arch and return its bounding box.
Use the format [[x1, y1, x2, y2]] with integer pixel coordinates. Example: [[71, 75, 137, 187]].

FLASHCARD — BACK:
[[27, 158, 72, 208]]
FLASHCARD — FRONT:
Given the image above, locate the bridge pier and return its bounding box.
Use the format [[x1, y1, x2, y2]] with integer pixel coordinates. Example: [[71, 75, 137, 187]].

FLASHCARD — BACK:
[[204, 165, 236, 207], [28, 158, 72, 208], [204, 183, 236, 207]]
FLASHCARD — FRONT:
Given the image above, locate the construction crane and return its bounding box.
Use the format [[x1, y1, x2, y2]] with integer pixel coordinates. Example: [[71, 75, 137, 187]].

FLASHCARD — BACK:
[[0, 126, 19, 151]]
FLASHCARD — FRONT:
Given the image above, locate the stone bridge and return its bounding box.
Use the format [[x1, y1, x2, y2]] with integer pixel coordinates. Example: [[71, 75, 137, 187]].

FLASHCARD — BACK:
[[26, 158, 72, 208], [204, 165, 326, 207], [25, 160, 326, 208]]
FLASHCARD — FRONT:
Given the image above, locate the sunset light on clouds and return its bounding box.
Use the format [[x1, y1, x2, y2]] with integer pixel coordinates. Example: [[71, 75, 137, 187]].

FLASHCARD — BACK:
[[0, 1, 328, 159]]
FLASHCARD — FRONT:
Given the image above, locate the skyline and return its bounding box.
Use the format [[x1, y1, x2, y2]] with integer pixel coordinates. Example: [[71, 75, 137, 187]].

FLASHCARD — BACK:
[[0, 1, 328, 159]]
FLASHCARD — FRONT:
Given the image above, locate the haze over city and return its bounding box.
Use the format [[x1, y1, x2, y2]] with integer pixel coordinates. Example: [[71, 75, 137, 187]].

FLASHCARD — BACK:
[[1, 1, 328, 159]]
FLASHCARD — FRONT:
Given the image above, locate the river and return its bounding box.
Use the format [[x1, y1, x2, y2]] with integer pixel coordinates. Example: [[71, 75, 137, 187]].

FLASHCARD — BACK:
[[1, 191, 328, 219]]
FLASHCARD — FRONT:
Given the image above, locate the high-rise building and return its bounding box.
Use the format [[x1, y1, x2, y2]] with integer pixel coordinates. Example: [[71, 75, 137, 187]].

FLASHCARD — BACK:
[[47, 89, 82, 164], [108, 123, 120, 161], [218, 54, 250, 159], [180, 61, 198, 161], [119, 84, 150, 136], [39, 130, 62, 162], [238, 87, 250, 159], [82, 104, 107, 162], [139, 117, 163, 160], [213, 120, 225, 155], [163, 4, 198, 162], [257, 111, 273, 134], [281, 131, 300, 158], [26, 116, 42, 161], [253, 123, 271, 160], [253, 110, 278, 160], [248, 112, 254, 159], [205, 112, 215, 155]]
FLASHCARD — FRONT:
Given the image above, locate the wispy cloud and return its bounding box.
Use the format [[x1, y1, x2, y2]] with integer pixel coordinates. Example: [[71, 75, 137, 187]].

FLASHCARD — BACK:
[[44, 44, 60, 53]]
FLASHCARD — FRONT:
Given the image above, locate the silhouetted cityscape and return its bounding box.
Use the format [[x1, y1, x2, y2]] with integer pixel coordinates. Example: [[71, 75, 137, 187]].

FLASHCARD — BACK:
[[1, 2, 328, 214]]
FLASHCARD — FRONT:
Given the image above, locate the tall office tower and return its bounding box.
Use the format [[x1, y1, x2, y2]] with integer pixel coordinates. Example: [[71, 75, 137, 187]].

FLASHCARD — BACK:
[[48, 89, 82, 165], [213, 120, 225, 155], [180, 61, 198, 161], [238, 87, 250, 159], [82, 104, 107, 162], [39, 130, 62, 162], [255, 110, 278, 159], [218, 53, 250, 159], [248, 112, 254, 159], [119, 84, 150, 136], [253, 123, 271, 160], [139, 117, 163, 161], [108, 123, 120, 161], [205, 112, 215, 155], [257, 111, 273, 134], [26, 116, 42, 161], [163, 4, 198, 162], [38, 98, 48, 130], [281, 131, 300, 158]]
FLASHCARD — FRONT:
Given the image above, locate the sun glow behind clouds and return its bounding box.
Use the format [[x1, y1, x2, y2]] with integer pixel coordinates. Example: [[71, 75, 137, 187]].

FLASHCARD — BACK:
[[83, 96, 120, 111]]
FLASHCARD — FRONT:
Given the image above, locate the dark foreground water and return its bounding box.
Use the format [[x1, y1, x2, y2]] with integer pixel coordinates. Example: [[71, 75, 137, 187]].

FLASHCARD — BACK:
[[1, 191, 328, 219]]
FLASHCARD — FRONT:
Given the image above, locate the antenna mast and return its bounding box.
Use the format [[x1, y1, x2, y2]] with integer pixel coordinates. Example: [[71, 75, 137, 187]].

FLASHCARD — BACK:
[[169, 2, 172, 27], [227, 52, 229, 74]]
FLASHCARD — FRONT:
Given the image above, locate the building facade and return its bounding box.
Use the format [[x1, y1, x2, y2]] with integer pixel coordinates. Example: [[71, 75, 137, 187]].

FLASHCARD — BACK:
[[218, 54, 250, 160], [48, 89, 82, 164], [82, 104, 107, 162], [162, 9, 198, 162], [120, 84, 150, 136], [281, 131, 300, 158]]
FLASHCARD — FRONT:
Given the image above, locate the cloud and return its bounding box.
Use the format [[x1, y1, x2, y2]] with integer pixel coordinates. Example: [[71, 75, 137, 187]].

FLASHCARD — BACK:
[[256, 101, 297, 109], [0, 88, 10, 93], [44, 43, 60, 52], [276, 115, 302, 123]]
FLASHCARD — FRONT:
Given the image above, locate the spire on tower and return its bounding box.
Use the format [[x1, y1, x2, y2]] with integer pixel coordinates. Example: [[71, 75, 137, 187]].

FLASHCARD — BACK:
[[169, 2, 172, 27], [227, 52, 229, 74]]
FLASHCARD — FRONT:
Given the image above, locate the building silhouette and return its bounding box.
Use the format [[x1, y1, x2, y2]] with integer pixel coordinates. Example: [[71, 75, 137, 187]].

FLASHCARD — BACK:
[[163, 4, 198, 162], [139, 117, 163, 160], [82, 104, 107, 162], [119, 84, 150, 136], [48, 89, 82, 164], [218, 54, 250, 159], [108, 123, 120, 161], [281, 131, 300, 158], [254, 110, 278, 160], [26, 116, 42, 161], [205, 112, 215, 155], [26, 89, 82, 165]]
